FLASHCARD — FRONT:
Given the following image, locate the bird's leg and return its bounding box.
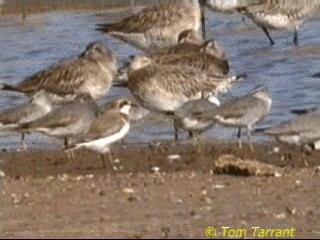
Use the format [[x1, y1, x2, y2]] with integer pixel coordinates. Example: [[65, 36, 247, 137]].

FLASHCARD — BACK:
[[237, 127, 242, 149], [247, 126, 254, 152], [107, 150, 117, 171], [21, 133, 27, 150], [293, 27, 299, 47], [100, 154, 106, 169], [189, 131, 194, 139], [64, 137, 69, 149], [67, 149, 75, 161], [174, 126, 179, 141], [200, 0, 206, 39], [261, 26, 275, 45]]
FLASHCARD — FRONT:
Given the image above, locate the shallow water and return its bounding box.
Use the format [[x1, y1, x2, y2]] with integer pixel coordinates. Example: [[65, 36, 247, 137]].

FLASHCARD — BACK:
[[0, 4, 319, 151]]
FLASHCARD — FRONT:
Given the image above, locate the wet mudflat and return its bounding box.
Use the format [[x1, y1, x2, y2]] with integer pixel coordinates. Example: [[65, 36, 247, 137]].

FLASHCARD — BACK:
[[0, 2, 320, 238], [1, 142, 320, 238]]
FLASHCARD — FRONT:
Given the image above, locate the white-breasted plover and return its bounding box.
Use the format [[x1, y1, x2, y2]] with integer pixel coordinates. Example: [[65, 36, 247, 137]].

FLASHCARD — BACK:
[[67, 99, 133, 169]]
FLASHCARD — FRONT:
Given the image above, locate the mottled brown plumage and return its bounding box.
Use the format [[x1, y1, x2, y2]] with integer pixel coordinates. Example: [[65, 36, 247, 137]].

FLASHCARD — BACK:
[[96, 1, 203, 52], [1, 42, 117, 103], [127, 56, 240, 112], [237, 3, 319, 45]]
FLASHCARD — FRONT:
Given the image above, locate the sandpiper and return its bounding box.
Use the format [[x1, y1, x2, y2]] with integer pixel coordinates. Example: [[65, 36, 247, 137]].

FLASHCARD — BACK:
[[115, 29, 229, 84], [263, 110, 320, 149], [66, 99, 133, 169], [16, 94, 99, 148], [171, 92, 220, 141], [0, 90, 53, 149], [193, 85, 272, 151], [96, 0, 206, 52], [126, 56, 242, 113], [237, 3, 318, 46], [147, 38, 229, 75], [0, 42, 117, 103]]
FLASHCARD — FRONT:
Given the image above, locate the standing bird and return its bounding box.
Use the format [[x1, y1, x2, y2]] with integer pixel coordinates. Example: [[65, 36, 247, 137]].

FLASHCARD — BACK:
[[0, 90, 53, 149], [171, 92, 220, 141], [126, 56, 242, 113], [237, 3, 318, 46], [193, 85, 272, 151], [263, 110, 320, 150], [0, 42, 117, 103], [116, 29, 229, 83], [96, 0, 206, 52], [15, 94, 99, 148], [66, 99, 133, 169]]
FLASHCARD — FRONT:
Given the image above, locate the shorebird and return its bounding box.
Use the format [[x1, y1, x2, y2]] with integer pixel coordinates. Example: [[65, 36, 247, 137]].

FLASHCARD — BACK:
[[0, 90, 53, 149], [0, 42, 117, 103], [237, 3, 318, 46], [16, 94, 99, 148], [66, 99, 133, 169], [125, 56, 242, 113], [147, 38, 229, 75], [96, 0, 206, 52], [263, 109, 320, 148], [171, 92, 220, 141], [193, 85, 272, 151], [115, 29, 229, 83]]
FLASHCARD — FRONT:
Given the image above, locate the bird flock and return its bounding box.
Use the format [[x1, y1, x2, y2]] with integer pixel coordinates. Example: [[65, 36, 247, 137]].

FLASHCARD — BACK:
[[0, 0, 319, 168]]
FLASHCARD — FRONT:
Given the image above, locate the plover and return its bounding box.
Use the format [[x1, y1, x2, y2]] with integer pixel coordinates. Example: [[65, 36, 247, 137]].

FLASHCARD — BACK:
[[237, 3, 318, 46], [16, 94, 99, 148], [0, 90, 53, 149], [171, 91, 220, 141], [126, 56, 242, 113], [193, 85, 272, 150], [66, 99, 133, 169], [1, 42, 117, 103], [96, 0, 206, 52]]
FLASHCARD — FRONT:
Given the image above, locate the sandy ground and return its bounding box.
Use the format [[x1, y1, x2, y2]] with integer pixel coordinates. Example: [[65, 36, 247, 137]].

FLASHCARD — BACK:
[[0, 141, 320, 238]]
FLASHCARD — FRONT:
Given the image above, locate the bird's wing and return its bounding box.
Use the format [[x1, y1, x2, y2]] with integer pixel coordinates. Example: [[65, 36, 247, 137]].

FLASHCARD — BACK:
[[266, 112, 320, 135], [80, 111, 126, 142], [0, 104, 35, 125], [15, 58, 96, 95], [23, 102, 87, 129], [96, 3, 187, 33]]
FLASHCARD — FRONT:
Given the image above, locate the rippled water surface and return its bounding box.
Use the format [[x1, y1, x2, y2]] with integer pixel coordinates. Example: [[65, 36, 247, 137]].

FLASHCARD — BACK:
[[0, 5, 319, 150]]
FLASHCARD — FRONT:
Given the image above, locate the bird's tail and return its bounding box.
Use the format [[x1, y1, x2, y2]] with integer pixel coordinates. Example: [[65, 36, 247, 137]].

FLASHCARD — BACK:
[[95, 23, 116, 33], [0, 83, 20, 92], [112, 79, 128, 88], [229, 72, 247, 83], [254, 126, 272, 134], [290, 107, 317, 115]]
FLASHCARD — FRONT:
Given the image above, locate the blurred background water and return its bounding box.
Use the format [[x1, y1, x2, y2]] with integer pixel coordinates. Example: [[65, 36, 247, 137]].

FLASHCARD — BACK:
[[0, 0, 319, 151]]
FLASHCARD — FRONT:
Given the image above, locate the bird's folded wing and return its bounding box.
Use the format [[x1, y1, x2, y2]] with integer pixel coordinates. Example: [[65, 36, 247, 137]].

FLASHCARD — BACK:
[[81, 112, 125, 142]]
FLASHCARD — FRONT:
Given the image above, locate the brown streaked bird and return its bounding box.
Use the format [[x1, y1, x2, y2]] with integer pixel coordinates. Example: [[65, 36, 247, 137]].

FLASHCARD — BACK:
[[66, 99, 133, 169], [237, 2, 319, 46], [0, 90, 53, 149], [116, 29, 229, 83], [125, 56, 242, 113], [96, 0, 206, 52], [15, 94, 99, 148], [0, 42, 117, 103]]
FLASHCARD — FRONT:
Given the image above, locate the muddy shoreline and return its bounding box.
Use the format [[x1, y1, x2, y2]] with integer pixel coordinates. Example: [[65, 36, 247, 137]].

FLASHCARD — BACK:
[[1, 142, 320, 238]]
